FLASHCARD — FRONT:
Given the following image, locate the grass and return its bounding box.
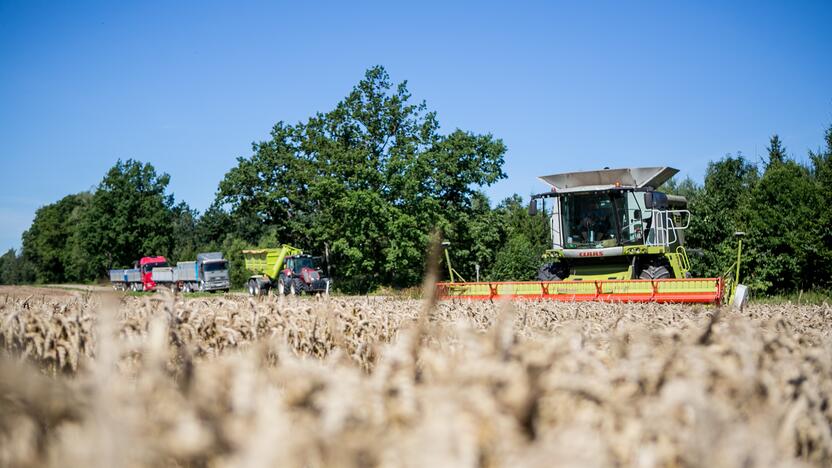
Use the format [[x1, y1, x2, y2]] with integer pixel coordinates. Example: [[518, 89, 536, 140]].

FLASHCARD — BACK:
[[751, 289, 832, 305]]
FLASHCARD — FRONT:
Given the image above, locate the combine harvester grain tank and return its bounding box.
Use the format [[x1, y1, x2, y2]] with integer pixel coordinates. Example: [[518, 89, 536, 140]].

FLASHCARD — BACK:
[[437, 166, 747, 306]]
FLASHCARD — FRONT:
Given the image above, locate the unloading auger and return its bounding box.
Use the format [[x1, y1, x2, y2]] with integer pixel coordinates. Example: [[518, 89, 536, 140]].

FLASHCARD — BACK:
[[437, 167, 746, 305]]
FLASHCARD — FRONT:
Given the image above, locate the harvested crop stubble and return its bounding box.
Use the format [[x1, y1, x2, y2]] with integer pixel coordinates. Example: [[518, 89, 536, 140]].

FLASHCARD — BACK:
[[0, 290, 831, 467]]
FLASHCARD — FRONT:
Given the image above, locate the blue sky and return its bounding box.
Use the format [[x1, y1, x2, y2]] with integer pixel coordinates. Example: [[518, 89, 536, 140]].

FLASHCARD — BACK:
[[2, 0, 831, 252]]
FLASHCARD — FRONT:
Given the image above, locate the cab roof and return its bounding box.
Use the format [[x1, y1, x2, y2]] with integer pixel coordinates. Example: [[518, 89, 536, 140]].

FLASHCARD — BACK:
[[539, 167, 678, 193], [139, 256, 167, 265]]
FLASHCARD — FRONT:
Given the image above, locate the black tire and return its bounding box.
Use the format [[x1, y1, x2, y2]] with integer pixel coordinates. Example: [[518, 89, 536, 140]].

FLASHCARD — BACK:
[[290, 278, 305, 296], [639, 265, 673, 280], [538, 263, 565, 281], [278, 276, 289, 295], [247, 280, 255, 296]]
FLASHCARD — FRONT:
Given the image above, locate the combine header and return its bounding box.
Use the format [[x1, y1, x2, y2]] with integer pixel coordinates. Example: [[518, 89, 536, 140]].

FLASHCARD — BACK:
[[438, 167, 738, 305]]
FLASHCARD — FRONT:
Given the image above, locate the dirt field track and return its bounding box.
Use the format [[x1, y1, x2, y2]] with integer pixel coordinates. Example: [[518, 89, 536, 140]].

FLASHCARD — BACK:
[[1, 285, 831, 467]]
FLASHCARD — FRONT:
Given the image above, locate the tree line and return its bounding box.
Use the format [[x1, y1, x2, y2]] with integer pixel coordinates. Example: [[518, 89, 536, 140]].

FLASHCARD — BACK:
[[665, 129, 832, 294], [1, 67, 547, 293], [2, 66, 830, 295]]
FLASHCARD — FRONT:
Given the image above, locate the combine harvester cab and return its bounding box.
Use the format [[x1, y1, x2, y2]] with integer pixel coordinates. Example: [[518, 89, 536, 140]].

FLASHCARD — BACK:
[[438, 167, 730, 304]]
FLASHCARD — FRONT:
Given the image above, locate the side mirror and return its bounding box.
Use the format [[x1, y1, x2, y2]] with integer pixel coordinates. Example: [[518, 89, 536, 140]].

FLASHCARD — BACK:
[[644, 192, 668, 210], [528, 199, 538, 216]]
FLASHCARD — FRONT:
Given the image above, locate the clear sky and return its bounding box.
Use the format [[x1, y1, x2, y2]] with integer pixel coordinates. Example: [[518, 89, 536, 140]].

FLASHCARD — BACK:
[[2, 0, 831, 252]]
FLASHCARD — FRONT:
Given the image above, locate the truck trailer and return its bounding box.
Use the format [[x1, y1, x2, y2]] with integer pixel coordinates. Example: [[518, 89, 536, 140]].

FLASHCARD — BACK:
[[110, 252, 230, 293], [242, 244, 331, 296], [109, 256, 169, 291], [171, 252, 230, 292]]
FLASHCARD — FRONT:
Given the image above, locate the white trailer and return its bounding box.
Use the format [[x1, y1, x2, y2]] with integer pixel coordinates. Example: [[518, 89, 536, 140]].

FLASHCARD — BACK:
[[109, 268, 142, 291]]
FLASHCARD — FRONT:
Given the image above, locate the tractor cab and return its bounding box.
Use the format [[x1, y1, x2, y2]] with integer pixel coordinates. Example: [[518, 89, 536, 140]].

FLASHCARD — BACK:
[[285, 255, 317, 275], [530, 167, 691, 281]]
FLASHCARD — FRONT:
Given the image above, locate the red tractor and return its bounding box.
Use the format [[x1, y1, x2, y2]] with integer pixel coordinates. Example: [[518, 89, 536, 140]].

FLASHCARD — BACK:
[[242, 245, 331, 296]]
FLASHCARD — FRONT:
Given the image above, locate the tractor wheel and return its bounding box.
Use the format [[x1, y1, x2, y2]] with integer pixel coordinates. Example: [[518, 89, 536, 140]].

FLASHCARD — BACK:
[[278, 276, 289, 295], [639, 265, 673, 280], [290, 278, 304, 296], [538, 263, 565, 281], [184, 283, 192, 293]]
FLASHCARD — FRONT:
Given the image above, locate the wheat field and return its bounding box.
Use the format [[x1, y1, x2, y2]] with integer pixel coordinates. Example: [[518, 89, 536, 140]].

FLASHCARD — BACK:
[[1, 287, 830, 467]]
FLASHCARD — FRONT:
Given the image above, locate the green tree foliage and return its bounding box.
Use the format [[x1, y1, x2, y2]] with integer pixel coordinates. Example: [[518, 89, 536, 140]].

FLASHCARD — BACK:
[[216, 66, 506, 292], [73, 159, 175, 277], [809, 125, 832, 289], [171, 202, 199, 263], [742, 160, 822, 292], [662, 176, 702, 202], [767, 134, 787, 168], [684, 155, 758, 278], [9, 67, 832, 297], [678, 128, 832, 294], [487, 195, 550, 281], [21, 193, 90, 283], [220, 236, 251, 289], [0, 249, 34, 285]]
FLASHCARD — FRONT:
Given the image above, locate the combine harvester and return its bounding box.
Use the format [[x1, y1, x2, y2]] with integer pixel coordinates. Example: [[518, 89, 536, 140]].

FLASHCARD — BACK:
[[437, 167, 746, 305]]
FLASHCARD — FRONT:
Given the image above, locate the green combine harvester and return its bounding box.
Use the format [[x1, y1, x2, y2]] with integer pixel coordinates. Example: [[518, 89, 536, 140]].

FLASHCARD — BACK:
[[437, 166, 747, 305]]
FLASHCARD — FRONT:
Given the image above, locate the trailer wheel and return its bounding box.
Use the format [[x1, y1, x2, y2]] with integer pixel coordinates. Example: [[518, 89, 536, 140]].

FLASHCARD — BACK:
[[247, 280, 255, 296]]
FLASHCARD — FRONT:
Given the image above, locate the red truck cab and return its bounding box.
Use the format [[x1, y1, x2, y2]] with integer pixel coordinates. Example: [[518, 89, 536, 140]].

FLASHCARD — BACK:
[[138, 256, 168, 291]]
